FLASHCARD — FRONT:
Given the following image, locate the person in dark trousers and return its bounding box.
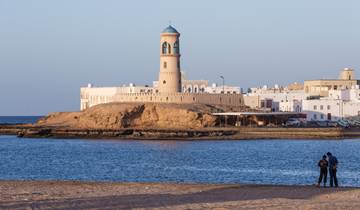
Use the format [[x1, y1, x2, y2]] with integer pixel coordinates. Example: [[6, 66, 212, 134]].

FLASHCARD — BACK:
[[317, 155, 328, 187], [327, 152, 339, 187]]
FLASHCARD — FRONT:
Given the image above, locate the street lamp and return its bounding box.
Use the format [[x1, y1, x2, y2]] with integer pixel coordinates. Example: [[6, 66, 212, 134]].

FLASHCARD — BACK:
[[220, 76, 225, 94]]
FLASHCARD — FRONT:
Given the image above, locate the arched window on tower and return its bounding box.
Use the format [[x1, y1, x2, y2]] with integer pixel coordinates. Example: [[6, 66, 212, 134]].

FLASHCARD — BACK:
[[162, 42, 172, 54], [162, 42, 168, 54], [173, 40, 179, 54]]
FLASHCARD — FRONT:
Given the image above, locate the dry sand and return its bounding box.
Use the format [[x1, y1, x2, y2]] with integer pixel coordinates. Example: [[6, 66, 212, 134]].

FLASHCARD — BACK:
[[0, 181, 360, 209]]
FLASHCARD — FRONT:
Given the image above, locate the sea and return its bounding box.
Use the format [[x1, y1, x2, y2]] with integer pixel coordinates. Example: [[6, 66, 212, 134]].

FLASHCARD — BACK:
[[0, 116, 360, 187]]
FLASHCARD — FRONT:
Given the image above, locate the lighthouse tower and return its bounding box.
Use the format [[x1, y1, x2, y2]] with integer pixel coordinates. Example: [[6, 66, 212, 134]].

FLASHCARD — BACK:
[[158, 25, 181, 93]]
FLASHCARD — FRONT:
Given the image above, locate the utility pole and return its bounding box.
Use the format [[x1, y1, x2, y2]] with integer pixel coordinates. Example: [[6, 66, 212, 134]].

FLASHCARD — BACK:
[[220, 76, 225, 94]]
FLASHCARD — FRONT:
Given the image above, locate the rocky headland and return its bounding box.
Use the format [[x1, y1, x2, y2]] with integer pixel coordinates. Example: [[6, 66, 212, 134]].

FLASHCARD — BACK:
[[36, 102, 226, 129], [1, 102, 360, 139]]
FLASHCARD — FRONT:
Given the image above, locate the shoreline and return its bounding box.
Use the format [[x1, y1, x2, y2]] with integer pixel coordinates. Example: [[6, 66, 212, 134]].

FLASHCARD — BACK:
[[1, 180, 360, 209], [1, 124, 360, 140]]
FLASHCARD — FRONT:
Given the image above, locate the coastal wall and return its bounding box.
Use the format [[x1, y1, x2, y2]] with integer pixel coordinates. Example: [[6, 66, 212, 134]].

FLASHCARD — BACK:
[[80, 90, 244, 111]]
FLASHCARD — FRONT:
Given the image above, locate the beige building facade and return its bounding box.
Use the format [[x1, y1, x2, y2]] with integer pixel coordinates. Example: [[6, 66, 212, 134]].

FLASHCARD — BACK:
[[304, 68, 359, 97], [80, 25, 244, 111]]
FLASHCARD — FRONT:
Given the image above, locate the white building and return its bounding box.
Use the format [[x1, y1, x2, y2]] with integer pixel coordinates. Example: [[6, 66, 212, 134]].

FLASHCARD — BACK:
[[279, 100, 302, 112], [303, 99, 343, 121], [80, 83, 154, 110], [302, 86, 360, 121], [244, 85, 308, 112], [205, 83, 241, 94]]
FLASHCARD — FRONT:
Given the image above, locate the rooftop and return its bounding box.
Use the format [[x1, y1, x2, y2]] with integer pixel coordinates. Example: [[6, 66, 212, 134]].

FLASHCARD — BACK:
[[162, 25, 179, 34]]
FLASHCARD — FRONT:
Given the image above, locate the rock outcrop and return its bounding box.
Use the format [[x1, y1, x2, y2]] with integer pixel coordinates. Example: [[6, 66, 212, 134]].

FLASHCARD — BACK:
[[37, 103, 225, 129]]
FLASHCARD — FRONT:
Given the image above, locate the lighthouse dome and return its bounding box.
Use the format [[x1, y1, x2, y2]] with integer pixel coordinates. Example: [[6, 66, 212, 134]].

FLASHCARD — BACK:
[[162, 25, 179, 34]]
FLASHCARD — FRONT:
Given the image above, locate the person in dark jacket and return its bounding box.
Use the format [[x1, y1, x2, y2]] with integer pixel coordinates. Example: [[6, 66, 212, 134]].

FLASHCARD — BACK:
[[327, 152, 339, 187], [317, 155, 328, 187]]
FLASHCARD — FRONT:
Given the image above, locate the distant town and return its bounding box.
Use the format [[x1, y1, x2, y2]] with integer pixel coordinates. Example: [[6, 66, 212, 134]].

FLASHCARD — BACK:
[[80, 25, 360, 128]]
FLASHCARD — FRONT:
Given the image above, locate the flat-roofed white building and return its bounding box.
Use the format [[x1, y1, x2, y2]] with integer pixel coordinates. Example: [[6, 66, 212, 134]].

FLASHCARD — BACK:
[[302, 86, 360, 121], [244, 85, 308, 112], [80, 83, 154, 110], [279, 100, 302, 112], [205, 83, 241, 94]]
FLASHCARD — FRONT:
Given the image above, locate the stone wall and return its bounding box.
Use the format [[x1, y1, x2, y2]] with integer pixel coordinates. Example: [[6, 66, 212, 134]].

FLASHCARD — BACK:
[[80, 91, 244, 111]]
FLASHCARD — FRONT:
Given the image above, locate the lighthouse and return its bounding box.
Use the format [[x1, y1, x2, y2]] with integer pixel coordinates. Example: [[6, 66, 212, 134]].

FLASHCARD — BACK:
[[157, 25, 182, 93]]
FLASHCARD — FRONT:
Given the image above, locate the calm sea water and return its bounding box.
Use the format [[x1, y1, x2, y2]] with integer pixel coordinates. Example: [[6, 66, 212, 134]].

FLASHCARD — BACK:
[[0, 116, 43, 124], [0, 117, 359, 186]]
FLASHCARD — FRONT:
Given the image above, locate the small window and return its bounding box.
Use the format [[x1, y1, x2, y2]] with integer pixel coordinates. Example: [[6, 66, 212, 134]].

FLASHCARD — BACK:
[[327, 105, 331, 110], [163, 62, 167, 68], [320, 114, 324, 119], [320, 105, 323, 110], [314, 114, 317, 119], [173, 40, 179, 54], [162, 42, 169, 54], [313, 105, 317, 110], [163, 80, 166, 84]]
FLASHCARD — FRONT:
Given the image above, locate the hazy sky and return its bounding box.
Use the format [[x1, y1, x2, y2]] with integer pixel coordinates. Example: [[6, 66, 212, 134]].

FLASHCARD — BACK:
[[0, 0, 359, 115]]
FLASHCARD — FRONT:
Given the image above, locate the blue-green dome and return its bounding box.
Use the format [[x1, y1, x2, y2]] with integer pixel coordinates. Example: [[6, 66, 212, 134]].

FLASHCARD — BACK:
[[162, 25, 179, 34]]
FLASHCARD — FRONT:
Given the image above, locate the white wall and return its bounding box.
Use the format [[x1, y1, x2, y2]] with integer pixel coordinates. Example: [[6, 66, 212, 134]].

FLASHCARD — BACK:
[[279, 100, 302, 112], [302, 99, 341, 121], [328, 89, 350, 100], [343, 102, 360, 118], [205, 84, 241, 94], [246, 90, 308, 111]]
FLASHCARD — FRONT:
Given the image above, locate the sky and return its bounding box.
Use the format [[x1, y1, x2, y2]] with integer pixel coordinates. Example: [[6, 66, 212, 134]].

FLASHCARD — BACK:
[[0, 0, 359, 115]]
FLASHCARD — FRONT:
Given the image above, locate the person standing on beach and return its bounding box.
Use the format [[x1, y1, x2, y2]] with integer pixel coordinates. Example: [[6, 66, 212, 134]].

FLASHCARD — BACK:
[[317, 155, 328, 187], [327, 152, 339, 187]]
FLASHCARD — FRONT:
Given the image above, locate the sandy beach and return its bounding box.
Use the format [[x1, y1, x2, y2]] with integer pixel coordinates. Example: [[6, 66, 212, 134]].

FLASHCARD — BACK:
[[0, 181, 359, 209]]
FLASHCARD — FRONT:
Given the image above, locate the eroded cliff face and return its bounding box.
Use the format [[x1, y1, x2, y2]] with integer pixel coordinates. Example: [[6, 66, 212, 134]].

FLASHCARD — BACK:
[[37, 103, 224, 129]]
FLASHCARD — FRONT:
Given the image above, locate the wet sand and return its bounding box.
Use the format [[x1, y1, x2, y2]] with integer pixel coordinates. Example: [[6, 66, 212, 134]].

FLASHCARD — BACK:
[[0, 181, 359, 209]]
